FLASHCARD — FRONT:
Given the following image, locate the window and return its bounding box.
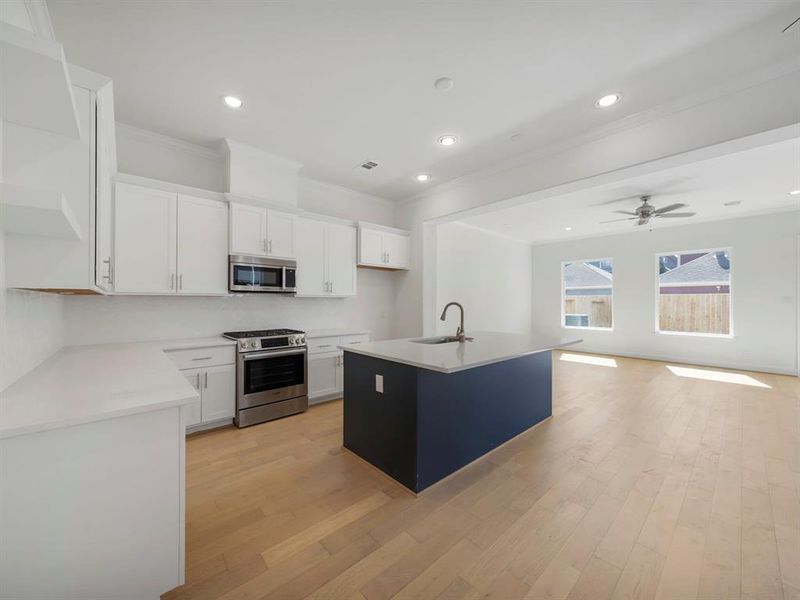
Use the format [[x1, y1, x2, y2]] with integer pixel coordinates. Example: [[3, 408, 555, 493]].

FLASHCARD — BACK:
[[562, 259, 613, 329], [656, 248, 731, 336]]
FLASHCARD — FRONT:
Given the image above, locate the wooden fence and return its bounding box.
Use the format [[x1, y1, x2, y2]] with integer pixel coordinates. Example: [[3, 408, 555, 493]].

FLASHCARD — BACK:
[[564, 296, 612, 328], [659, 293, 730, 334]]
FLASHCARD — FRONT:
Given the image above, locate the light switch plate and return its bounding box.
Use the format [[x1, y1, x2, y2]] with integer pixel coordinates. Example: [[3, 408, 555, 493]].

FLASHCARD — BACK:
[[375, 374, 384, 393]]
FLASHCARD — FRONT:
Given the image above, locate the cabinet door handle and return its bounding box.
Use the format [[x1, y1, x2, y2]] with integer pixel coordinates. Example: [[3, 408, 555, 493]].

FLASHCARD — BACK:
[[268, 239, 273, 253], [204, 371, 208, 389], [170, 273, 175, 290], [263, 239, 268, 253], [179, 274, 183, 290], [191, 356, 213, 361], [196, 372, 200, 389], [330, 281, 334, 293]]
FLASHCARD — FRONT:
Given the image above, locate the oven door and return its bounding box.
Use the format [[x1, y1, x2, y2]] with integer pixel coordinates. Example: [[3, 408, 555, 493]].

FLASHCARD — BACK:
[[229, 262, 285, 292], [238, 348, 308, 409]]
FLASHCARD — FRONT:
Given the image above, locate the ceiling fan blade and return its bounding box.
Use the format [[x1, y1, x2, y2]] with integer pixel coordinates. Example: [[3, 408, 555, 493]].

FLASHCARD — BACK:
[[599, 217, 636, 224], [653, 203, 687, 214], [594, 194, 644, 206], [613, 210, 638, 216], [655, 212, 696, 218]]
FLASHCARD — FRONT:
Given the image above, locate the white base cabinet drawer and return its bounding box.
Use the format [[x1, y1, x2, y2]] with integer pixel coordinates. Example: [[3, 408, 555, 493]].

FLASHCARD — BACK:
[[165, 346, 235, 370]]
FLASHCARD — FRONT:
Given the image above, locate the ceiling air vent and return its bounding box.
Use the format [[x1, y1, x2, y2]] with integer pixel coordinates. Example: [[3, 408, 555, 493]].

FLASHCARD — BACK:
[[359, 160, 379, 170]]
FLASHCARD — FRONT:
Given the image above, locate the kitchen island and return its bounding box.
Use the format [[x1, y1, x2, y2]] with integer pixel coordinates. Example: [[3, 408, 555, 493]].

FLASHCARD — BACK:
[[341, 331, 581, 493]]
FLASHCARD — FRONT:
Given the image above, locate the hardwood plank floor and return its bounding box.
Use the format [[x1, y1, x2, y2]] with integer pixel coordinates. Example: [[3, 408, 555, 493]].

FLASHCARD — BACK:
[[163, 352, 799, 600]]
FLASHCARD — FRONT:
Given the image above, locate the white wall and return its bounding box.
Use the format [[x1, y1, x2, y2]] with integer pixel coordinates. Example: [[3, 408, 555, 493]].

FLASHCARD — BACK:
[[531, 211, 799, 375], [435, 223, 531, 336], [0, 231, 64, 391], [62, 126, 399, 346]]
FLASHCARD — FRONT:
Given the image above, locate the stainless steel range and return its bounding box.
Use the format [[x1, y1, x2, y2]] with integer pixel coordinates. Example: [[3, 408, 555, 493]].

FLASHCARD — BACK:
[[222, 329, 308, 427]]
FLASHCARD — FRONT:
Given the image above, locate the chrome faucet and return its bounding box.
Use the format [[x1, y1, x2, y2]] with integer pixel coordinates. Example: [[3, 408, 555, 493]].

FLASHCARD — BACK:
[[440, 302, 467, 342]]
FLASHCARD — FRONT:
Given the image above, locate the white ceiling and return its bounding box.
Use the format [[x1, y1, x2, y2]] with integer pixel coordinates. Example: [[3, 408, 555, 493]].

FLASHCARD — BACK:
[[459, 137, 800, 244], [48, 1, 800, 200]]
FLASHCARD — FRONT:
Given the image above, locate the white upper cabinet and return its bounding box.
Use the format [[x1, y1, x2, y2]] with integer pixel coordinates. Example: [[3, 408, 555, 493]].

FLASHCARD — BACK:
[[326, 223, 356, 297], [358, 228, 384, 266], [266, 210, 295, 258], [176, 195, 228, 295], [383, 232, 411, 270], [114, 183, 228, 295], [114, 183, 177, 294], [357, 223, 410, 270], [229, 202, 267, 256], [229, 202, 295, 258], [295, 218, 326, 296], [4, 71, 117, 293], [295, 218, 356, 297]]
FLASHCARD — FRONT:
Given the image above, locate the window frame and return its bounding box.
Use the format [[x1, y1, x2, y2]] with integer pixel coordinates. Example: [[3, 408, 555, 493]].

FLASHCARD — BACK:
[[560, 257, 615, 331], [654, 246, 734, 338]]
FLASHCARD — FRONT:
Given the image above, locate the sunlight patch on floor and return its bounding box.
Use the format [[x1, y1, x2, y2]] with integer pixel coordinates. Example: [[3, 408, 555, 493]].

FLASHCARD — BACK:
[[560, 353, 618, 368], [666, 365, 771, 388]]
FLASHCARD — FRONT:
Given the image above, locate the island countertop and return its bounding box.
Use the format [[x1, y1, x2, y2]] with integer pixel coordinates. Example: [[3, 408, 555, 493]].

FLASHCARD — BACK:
[[340, 331, 582, 374]]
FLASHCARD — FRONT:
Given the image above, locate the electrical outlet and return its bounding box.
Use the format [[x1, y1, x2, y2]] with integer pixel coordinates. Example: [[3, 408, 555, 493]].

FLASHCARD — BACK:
[[375, 374, 384, 393]]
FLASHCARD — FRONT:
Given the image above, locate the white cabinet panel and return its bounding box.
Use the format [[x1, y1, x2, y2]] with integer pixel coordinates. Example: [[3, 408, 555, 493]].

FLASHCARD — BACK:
[[266, 210, 295, 258], [308, 354, 339, 399], [229, 202, 267, 256], [114, 183, 176, 293], [177, 195, 228, 295], [327, 224, 356, 296], [94, 84, 116, 291], [201, 364, 235, 423], [181, 368, 203, 428], [295, 218, 327, 296], [359, 228, 384, 266], [384, 232, 410, 269]]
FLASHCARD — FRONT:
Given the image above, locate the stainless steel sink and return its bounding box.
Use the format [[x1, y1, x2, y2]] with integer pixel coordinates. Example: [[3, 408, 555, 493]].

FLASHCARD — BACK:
[[410, 336, 473, 344]]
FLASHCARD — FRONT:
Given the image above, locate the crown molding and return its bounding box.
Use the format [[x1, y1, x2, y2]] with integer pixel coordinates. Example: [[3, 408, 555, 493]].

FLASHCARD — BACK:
[[115, 122, 224, 163], [300, 176, 395, 208]]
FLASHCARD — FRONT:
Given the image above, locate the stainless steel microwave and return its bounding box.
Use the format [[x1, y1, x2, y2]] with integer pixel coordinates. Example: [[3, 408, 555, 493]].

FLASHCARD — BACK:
[[229, 255, 297, 293]]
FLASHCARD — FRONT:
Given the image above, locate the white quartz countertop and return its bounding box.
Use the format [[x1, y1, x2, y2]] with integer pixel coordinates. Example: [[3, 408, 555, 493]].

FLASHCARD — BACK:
[[0, 337, 233, 440], [340, 331, 582, 374]]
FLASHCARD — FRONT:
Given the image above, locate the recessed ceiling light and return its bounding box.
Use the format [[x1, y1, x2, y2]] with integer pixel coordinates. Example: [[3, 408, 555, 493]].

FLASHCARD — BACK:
[[723, 200, 742, 206], [438, 135, 457, 146], [415, 173, 431, 182], [595, 93, 621, 108], [434, 77, 454, 91], [565, 226, 572, 231], [222, 95, 243, 109], [790, 189, 800, 196]]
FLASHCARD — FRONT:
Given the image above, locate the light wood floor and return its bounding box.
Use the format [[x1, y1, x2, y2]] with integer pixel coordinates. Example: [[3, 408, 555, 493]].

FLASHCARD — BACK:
[[164, 352, 799, 600]]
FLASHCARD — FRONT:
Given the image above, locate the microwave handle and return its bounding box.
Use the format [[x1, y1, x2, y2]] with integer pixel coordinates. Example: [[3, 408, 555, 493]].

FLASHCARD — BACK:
[[242, 348, 307, 361]]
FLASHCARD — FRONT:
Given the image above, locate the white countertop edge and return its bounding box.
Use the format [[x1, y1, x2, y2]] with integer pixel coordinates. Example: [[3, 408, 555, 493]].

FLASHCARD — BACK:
[[341, 339, 581, 374], [306, 329, 370, 338], [0, 392, 198, 440]]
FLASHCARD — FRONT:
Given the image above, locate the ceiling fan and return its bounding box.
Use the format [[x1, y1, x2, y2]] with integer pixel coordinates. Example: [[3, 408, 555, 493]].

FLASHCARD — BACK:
[[600, 195, 696, 226]]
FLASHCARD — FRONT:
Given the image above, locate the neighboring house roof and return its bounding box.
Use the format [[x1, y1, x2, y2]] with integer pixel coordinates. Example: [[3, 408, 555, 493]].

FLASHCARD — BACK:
[[564, 262, 613, 288], [659, 252, 730, 284]]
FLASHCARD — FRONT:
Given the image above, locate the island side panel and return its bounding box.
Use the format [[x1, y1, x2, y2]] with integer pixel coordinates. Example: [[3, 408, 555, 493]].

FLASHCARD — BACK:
[[415, 350, 553, 492], [342, 352, 419, 491]]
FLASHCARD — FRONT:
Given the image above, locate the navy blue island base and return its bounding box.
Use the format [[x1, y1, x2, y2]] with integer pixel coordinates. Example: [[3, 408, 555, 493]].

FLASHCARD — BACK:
[[342, 350, 553, 493]]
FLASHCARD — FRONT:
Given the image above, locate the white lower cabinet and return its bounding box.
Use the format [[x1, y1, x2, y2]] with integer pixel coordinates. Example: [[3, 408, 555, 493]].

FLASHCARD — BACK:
[[181, 369, 204, 428], [166, 345, 235, 431], [307, 332, 368, 404], [308, 354, 340, 400]]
